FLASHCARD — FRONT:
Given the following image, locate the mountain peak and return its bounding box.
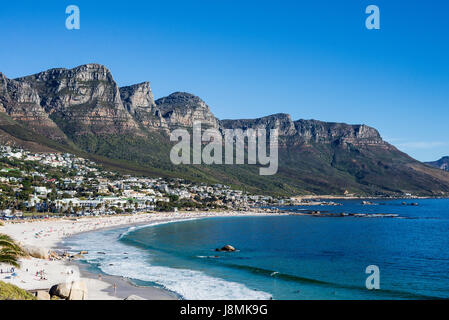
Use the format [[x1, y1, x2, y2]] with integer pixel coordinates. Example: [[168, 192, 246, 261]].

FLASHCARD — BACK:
[[122, 81, 151, 89], [155, 92, 218, 128], [3, 63, 449, 196], [156, 92, 209, 112], [156, 92, 206, 108], [120, 81, 155, 113], [168, 91, 197, 98], [426, 156, 449, 171], [11, 63, 141, 136]]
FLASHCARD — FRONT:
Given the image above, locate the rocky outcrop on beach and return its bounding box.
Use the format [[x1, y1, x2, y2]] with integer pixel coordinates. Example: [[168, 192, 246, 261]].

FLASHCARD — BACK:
[[33, 290, 51, 300], [49, 280, 88, 300], [21, 245, 49, 260]]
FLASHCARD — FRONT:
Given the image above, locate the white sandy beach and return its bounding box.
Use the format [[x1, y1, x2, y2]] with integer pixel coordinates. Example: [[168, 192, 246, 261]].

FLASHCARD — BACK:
[[0, 211, 278, 300]]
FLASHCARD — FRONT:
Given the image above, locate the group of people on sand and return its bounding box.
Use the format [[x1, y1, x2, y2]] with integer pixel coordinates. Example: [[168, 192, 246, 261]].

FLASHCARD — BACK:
[[0, 267, 15, 274], [35, 269, 47, 280]]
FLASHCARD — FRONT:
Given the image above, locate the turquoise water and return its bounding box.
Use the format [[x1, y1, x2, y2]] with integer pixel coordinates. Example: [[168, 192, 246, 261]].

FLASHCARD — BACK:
[[65, 199, 449, 300]]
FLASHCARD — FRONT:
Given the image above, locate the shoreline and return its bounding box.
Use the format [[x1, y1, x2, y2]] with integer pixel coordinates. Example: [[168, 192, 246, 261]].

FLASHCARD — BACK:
[[0, 211, 284, 300], [57, 216, 199, 300], [289, 195, 449, 201], [74, 261, 180, 300]]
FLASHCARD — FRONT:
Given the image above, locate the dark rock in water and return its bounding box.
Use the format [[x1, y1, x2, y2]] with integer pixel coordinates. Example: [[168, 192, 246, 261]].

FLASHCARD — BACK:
[[215, 245, 236, 252], [97, 252, 106, 255], [411, 203, 419, 206]]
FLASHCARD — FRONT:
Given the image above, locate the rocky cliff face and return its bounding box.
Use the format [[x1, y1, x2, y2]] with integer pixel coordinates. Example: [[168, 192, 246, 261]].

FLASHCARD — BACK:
[[120, 82, 168, 129], [120, 82, 155, 113], [0, 73, 67, 141], [220, 113, 387, 148], [294, 120, 386, 147], [2, 63, 386, 146], [15, 64, 141, 137], [2, 63, 449, 196], [156, 92, 219, 128], [220, 113, 296, 134]]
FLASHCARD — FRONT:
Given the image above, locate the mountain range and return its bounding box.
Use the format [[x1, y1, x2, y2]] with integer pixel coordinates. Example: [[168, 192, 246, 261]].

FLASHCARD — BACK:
[[426, 157, 449, 172], [1, 63, 449, 196]]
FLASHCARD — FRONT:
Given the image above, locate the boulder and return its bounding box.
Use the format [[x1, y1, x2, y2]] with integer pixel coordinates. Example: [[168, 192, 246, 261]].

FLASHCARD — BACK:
[[216, 244, 236, 252], [50, 282, 70, 298], [50, 281, 88, 300], [71, 254, 85, 259], [125, 295, 146, 300], [67, 281, 88, 300], [23, 245, 49, 260], [49, 251, 59, 259], [34, 290, 51, 300], [79, 251, 88, 255]]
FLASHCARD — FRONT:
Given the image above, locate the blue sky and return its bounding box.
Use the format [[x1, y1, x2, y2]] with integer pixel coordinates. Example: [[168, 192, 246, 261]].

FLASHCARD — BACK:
[[0, 0, 448, 161]]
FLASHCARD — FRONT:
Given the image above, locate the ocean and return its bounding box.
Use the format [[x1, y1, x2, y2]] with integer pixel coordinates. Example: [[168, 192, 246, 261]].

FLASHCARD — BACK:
[[64, 199, 449, 300]]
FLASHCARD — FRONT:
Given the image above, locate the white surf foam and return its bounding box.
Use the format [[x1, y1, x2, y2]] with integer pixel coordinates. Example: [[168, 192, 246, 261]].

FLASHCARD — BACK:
[[118, 218, 199, 240], [101, 258, 272, 300], [66, 223, 272, 300]]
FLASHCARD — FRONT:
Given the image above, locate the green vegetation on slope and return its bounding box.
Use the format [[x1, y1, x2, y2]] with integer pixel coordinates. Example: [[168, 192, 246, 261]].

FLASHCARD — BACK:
[[0, 281, 36, 300], [2, 110, 449, 197]]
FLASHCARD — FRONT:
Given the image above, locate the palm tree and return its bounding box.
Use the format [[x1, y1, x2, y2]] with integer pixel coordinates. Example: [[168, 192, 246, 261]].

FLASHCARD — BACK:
[[0, 234, 26, 268]]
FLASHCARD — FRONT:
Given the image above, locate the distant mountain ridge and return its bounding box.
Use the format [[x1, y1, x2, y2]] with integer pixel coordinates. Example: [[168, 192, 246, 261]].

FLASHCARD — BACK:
[[426, 157, 449, 171], [1, 63, 449, 196]]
